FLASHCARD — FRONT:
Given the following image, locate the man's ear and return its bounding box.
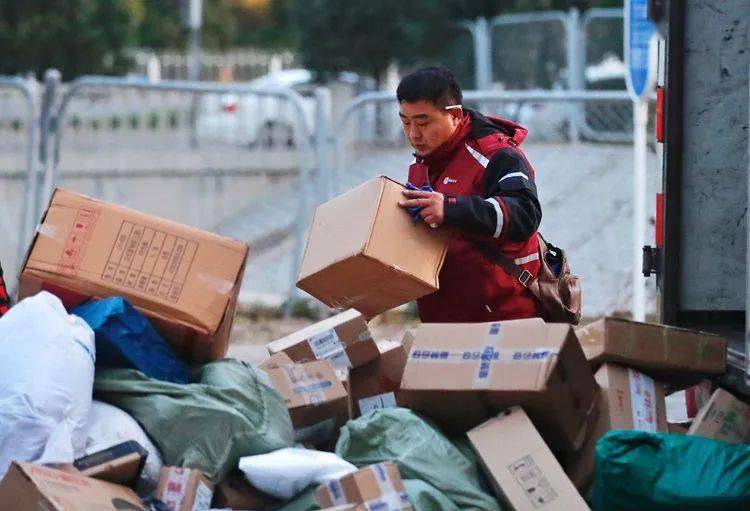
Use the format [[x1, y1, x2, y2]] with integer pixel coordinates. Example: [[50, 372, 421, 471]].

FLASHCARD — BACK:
[[449, 107, 463, 126]]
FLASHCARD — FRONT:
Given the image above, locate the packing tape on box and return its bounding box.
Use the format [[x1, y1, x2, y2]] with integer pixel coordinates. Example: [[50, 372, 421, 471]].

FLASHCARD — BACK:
[[363, 492, 412, 511], [308, 329, 353, 370], [283, 365, 331, 406], [408, 322, 558, 390], [196, 272, 236, 294], [363, 463, 411, 511], [36, 223, 66, 242], [628, 369, 658, 432], [324, 479, 349, 506]]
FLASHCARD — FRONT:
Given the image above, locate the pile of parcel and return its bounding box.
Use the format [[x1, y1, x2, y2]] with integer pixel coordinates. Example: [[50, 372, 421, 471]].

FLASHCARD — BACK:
[[1, 177, 749, 511]]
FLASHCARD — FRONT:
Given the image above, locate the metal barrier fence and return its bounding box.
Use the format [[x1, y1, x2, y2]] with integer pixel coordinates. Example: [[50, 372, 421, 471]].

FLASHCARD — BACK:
[[1, 66, 654, 312], [0, 72, 324, 304], [455, 8, 630, 142], [0, 77, 38, 293]]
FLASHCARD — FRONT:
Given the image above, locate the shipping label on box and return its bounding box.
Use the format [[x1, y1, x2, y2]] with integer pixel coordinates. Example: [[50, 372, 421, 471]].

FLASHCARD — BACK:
[[316, 462, 413, 510], [267, 309, 379, 369], [296, 176, 452, 319], [468, 408, 590, 511], [20, 188, 248, 362], [350, 339, 408, 417], [0, 462, 148, 510], [156, 467, 214, 511], [401, 319, 598, 452], [688, 388, 750, 443]]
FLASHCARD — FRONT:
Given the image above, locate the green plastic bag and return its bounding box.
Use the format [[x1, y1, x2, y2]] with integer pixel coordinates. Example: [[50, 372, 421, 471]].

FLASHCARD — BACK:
[[335, 408, 502, 511], [593, 430, 750, 511], [272, 479, 459, 511], [94, 359, 294, 482]]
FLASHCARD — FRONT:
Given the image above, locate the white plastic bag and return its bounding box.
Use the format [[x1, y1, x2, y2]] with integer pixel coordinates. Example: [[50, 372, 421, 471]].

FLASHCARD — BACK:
[[0, 291, 95, 477], [238, 447, 356, 499], [83, 400, 163, 492]]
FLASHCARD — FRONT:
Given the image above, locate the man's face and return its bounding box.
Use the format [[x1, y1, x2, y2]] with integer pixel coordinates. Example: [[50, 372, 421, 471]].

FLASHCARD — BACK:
[[399, 100, 461, 157]]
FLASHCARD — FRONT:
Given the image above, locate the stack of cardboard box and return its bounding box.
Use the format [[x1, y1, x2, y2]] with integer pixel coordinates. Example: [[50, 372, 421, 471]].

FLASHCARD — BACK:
[[1, 180, 737, 510]]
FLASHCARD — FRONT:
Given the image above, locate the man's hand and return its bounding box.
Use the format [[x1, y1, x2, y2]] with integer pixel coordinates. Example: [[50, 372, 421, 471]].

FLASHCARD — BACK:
[[399, 189, 445, 228]]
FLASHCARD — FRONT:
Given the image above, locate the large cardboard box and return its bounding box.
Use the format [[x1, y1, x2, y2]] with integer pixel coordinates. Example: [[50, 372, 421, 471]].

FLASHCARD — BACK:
[[564, 363, 668, 493], [267, 309, 379, 370], [19, 188, 248, 362], [688, 388, 750, 443], [296, 176, 451, 319], [468, 408, 590, 511], [400, 318, 598, 453], [265, 360, 350, 444], [574, 318, 726, 380], [350, 340, 409, 417], [155, 467, 214, 511], [73, 440, 147, 487], [315, 462, 413, 510], [0, 462, 147, 510]]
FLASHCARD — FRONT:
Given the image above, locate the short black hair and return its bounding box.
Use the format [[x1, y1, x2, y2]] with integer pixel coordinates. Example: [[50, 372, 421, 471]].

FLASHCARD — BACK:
[[396, 67, 463, 108]]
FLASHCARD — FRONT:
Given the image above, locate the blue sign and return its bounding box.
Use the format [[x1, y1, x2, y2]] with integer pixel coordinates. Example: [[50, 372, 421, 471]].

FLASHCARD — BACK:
[[625, 0, 656, 99]]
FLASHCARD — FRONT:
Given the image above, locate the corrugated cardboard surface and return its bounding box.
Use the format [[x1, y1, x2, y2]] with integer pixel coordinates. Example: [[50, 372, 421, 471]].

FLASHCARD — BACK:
[[155, 467, 214, 511], [0, 462, 147, 511], [468, 408, 590, 511], [350, 340, 408, 417], [564, 363, 668, 493], [315, 462, 411, 510], [297, 176, 451, 319], [575, 318, 727, 377], [265, 360, 349, 442], [400, 319, 598, 452], [688, 388, 750, 443], [267, 309, 379, 368], [20, 188, 248, 361]]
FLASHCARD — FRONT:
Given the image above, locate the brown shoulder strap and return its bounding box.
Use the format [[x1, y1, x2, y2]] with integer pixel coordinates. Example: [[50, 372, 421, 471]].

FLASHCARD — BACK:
[[492, 251, 541, 299]]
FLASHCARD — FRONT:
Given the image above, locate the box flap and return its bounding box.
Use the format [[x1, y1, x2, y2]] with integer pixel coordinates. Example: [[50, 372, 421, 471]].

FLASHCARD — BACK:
[[298, 178, 384, 282]]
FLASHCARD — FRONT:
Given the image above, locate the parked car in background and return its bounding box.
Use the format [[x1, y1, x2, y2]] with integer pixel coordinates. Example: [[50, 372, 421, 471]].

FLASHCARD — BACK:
[[196, 68, 317, 148]]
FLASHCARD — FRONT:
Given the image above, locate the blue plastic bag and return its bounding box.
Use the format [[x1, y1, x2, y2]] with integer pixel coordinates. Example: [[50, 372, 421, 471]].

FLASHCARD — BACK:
[[73, 297, 189, 383]]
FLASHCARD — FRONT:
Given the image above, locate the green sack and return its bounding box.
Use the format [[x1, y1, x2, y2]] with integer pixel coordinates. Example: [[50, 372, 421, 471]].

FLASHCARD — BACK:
[[94, 359, 294, 482], [272, 479, 459, 511], [335, 408, 502, 511], [593, 430, 750, 511]]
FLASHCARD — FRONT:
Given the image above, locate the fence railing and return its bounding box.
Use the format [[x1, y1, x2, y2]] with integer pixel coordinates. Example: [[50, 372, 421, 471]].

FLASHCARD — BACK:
[[1, 63, 650, 310], [0, 77, 38, 293]]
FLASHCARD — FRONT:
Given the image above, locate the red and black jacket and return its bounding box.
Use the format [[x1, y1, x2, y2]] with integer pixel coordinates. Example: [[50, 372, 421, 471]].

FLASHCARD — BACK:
[[0, 261, 10, 317], [407, 109, 544, 323]]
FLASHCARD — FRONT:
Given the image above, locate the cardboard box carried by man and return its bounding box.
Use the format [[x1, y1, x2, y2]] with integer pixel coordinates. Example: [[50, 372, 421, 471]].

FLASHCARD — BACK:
[[296, 176, 452, 319]]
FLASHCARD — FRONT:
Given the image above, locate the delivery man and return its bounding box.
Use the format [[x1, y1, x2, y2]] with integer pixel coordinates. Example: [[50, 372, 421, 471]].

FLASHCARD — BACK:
[[397, 67, 544, 322]]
